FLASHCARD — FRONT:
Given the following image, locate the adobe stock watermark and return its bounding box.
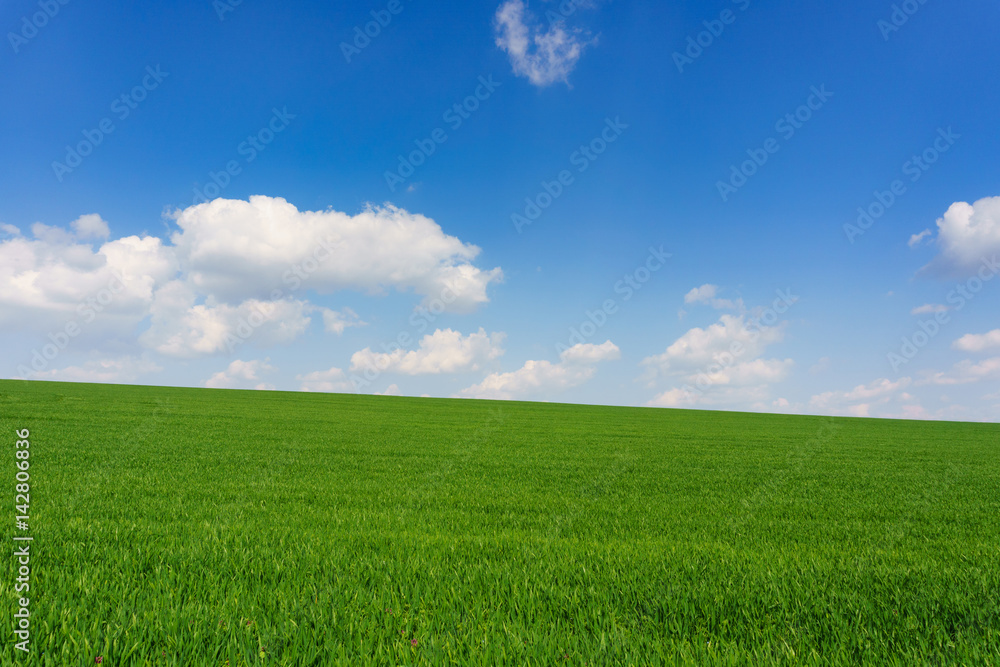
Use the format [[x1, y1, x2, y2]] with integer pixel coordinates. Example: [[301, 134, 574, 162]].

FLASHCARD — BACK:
[[341, 0, 414, 63], [555, 246, 672, 355], [512, 117, 628, 234], [672, 0, 752, 73], [52, 66, 169, 182], [680, 289, 798, 401], [278, 236, 339, 293], [877, 0, 931, 41], [7, 0, 71, 54], [219, 303, 280, 355], [717, 85, 833, 202], [844, 127, 958, 243], [15, 271, 127, 378], [887, 255, 998, 372], [384, 75, 501, 193], [192, 107, 296, 204]]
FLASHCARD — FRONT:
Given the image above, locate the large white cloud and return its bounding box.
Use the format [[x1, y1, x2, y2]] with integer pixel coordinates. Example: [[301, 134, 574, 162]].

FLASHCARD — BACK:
[[169, 196, 501, 312], [918, 196, 1000, 277], [2, 198, 501, 367], [139, 281, 313, 358], [458, 340, 619, 400], [351, 328, 505, 375], [0, 222, 177, 329], [494, 0, 593, 87]]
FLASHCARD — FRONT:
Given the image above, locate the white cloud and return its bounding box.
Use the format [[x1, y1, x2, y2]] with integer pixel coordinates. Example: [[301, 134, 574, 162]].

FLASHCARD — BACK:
[[459, 361, 591, 400], [297, 366, 353, 393], [953, 329, 1000, 353], [920, 357, 1000, 386], [70, 214, 110, 240], [0, 227, 177, 329], [908, 228, 932, 248], [847, 404, 872, 417], [494, 0, 593, 87], [647, 359, 793, 409], [351, 328, 505, 375], [25, 355, 161, 383], [683, 284, 718, 303], [29, 222, 75, 245], [320, 307, 364, 335], [170, 196, 501, 312], [911, 303, 949, 315], [642, 314, 785, 376], [920, 196, 1000, 276], [841, 377, 912, 401], [648, 387, 693, 408], [376, 384, 401, 396], [139, 282, 313, 358], [894, 405, 934, 419], [644, 310, 792, 409], [458, 340, 619, 400], [694, 358, 794, 386], [205, 359, 275, 390], [559, 339, 620, 364], [746, 397, 804, 416], [0, 223, 19, 237], [0, 199, 502, 371], [683, 284, 742, 311], [649, 384, 771, 409], [809, 377, 912, 416]]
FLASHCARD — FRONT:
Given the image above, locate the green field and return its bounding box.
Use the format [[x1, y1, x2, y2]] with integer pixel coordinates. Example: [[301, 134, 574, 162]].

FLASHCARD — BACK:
[[1, 379, 998, 665]]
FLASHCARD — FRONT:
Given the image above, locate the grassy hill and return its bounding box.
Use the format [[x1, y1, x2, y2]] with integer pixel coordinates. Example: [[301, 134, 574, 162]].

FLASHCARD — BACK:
[[1, 379, 998, 665]]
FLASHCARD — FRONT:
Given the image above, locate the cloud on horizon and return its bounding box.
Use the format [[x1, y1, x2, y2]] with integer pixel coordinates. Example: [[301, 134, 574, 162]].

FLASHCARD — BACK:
[[458, 340, 619, 400]]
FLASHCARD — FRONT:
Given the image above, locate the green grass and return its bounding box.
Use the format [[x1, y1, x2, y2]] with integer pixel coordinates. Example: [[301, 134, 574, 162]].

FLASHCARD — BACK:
[[1, 379, 998, 665]]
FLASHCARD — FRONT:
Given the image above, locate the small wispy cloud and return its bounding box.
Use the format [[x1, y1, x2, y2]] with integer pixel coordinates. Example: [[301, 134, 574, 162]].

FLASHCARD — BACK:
[[494, 0, 595, 87], [683, 284, 744, 311], [910, 304, 949, 315], [908, 228, 932, 248]]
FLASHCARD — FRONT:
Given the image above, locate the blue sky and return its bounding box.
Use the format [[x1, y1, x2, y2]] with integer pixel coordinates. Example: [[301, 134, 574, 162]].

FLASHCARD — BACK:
[[2, 0, 999, 420]]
